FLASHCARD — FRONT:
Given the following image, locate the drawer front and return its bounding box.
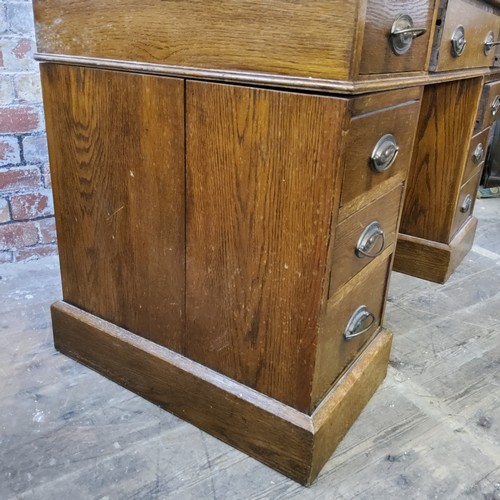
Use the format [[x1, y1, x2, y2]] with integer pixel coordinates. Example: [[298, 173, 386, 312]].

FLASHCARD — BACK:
[[341, 98, 420, 213], [330, 185, 404, 293], [450, 170, 481, 239], [359, 0, 435, 75], [476, 80, 500, 132], [463, 127, 490, 182], [312, 253, 392, 407], [431, 0, 499, 72]]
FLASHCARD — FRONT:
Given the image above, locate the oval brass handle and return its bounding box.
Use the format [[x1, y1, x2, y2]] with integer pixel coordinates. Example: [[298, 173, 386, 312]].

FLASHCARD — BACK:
[[451, 26, 467, 57], [484, 31, 500, 55], [460, 194, 473, 213], [371, 134, 400, 172], [356, 221, 386, 258], [389, 14, 427, 55], [472, 143, 484, 164], [344, 305, 376, 341], [492, 95, 500, 117]]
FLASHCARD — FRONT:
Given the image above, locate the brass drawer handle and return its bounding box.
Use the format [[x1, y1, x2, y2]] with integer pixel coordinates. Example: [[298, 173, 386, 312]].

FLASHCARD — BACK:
[[451, 26, 467, 57], [344, 305, 376, 341], [460, 194, 473, 213], [472, 143, 484, 164], [389, 14, 427, 55], [492, 96, 500, 117], [484, 32, 500, 55], [371, 134, 399, 172], [356, 221, 385, 258]]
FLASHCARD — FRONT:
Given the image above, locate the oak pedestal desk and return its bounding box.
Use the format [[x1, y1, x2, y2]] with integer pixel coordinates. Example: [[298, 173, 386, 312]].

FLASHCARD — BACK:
[[394, 0, 500, 282], [34, 0, 498, 485]]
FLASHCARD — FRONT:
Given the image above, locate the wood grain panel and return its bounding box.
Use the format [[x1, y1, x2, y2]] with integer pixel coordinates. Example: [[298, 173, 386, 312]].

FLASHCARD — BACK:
[[312, 251, 392, 407], [341, 100, 420, 213], [34, 0, 358, 81], [331, 186, 403, 292], [432, 0, 499, 72], [359, 0, 435, 75], [399, 78, 483, 244], [185, 81, 347, 413], [40, 64, 185, 350]]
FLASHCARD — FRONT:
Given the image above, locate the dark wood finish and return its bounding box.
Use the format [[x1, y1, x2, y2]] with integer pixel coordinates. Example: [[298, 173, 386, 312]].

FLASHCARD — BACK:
[[340, 99, 421, 216], [431, 0, 499, 72], [185, 81, 347, 413], [450, 170, 482, 239], [394, 217, 478, 283], [34, 0, 359, 81], [51, 300, 392, 486], [475, 79, 500, 132], [463, 127, 490, 182], [359, 0, 435, 75], [399, 78, 483, 244], [313, 250, 393, 407], [40, 64, 185, 350], [330, 186, 403, 291]]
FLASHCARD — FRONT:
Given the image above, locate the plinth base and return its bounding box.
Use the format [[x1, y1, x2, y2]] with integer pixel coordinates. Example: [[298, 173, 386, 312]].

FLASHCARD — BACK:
[[394, 217, 478, 284], [51, 301, 392, 485]]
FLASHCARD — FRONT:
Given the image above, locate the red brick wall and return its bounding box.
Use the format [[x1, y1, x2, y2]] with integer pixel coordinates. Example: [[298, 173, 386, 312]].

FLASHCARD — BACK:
[[0, 1, 56, 263]]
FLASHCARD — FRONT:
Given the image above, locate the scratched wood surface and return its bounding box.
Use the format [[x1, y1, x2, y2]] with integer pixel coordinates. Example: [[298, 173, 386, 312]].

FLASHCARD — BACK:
[[1, 199, 499, 498], [40, 64, 186, 350], [185, 81, 347, 413], [34, 0, 358, 80]]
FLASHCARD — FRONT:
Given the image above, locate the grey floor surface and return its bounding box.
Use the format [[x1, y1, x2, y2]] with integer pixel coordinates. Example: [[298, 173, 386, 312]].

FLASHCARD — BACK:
[[1, 199, 499, 500]]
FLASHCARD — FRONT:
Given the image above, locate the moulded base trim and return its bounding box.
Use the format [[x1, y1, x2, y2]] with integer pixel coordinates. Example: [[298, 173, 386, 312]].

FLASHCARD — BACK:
[[51, 301, 392, 485], [394, 216, 478, 284]]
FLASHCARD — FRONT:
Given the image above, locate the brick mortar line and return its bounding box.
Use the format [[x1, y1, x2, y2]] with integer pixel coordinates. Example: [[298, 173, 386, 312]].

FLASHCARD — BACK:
[[0, 214, 55, 225]]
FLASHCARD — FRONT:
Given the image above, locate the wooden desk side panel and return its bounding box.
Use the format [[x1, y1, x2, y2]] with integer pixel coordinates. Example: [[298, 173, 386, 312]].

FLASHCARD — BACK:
[[185, 81, 348, 413], [40, 64, 186, 351], [34, 0, 358, 81], [399, 78, 483, 243]]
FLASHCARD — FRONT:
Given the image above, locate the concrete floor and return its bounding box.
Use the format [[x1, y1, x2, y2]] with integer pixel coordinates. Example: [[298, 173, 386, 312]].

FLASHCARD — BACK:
[[1, 199, 499, 500]]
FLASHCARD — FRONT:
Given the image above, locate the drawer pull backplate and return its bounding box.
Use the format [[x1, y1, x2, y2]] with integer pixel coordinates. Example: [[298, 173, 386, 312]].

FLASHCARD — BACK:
[[472, 143, 484, 164], [356, 221, 385, 258], [344, 305, 376, 341], [371, 133, 399, 172], [492, 96, 500, 117], [389, 14, 427, 55], [460, 194, 473, 214], [451, 26, 467, 57], [484, 32, 500, 56]]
